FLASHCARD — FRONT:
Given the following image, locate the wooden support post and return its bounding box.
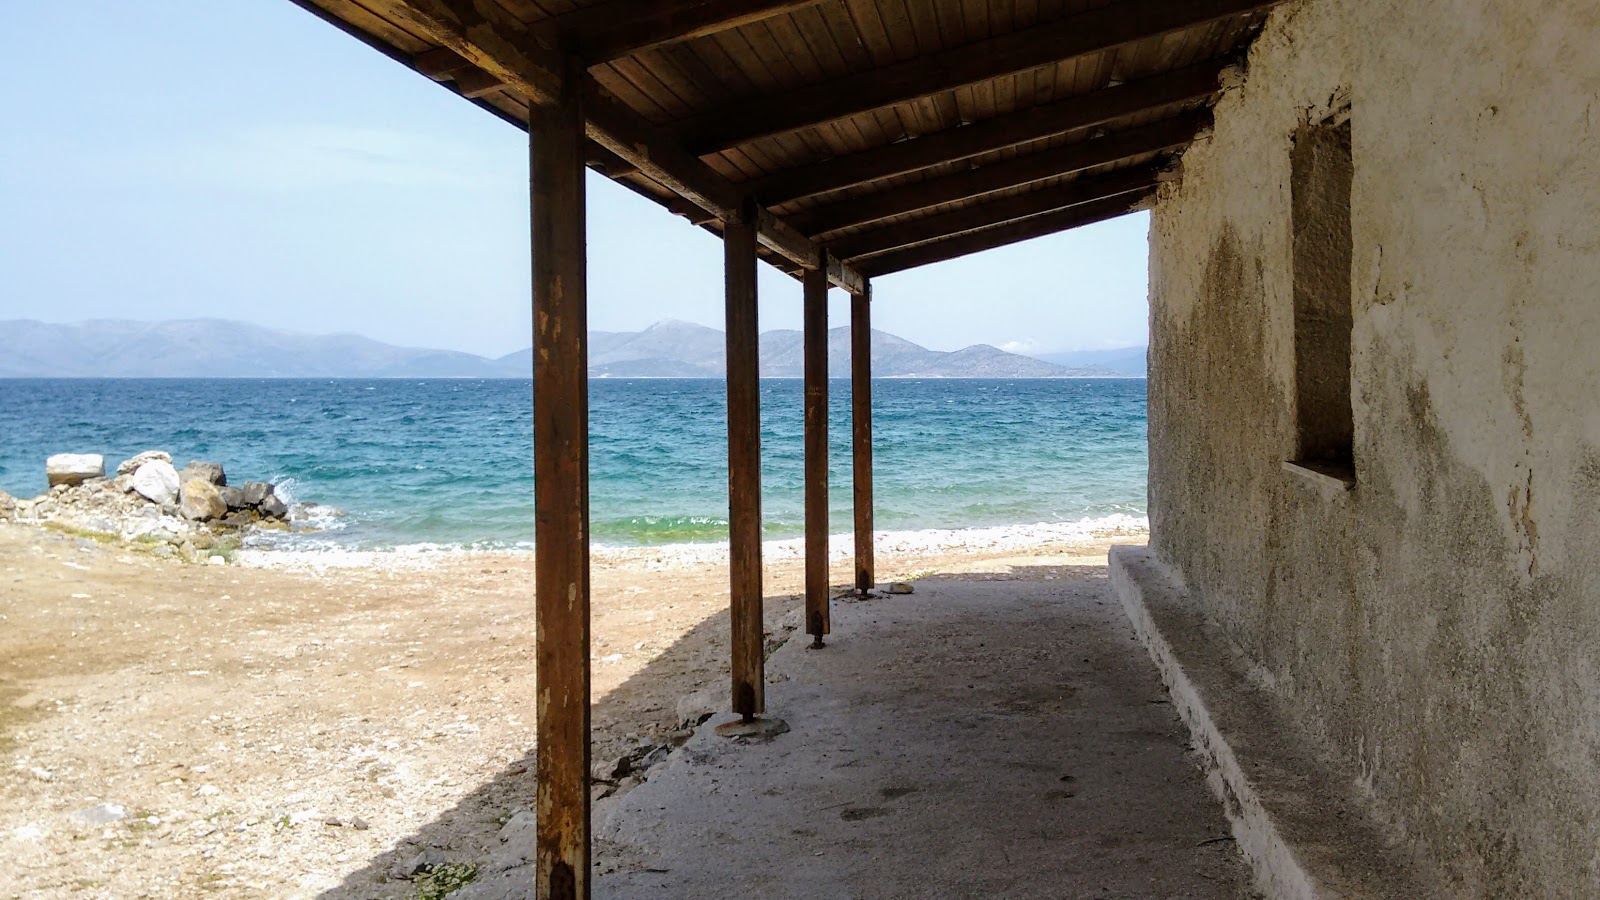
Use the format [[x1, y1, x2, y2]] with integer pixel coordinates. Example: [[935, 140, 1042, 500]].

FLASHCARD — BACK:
[[531, 56, 591, 900], [725, 203, 765, 719], [803, 261, 830, 647], [851, 283, 875, 595]]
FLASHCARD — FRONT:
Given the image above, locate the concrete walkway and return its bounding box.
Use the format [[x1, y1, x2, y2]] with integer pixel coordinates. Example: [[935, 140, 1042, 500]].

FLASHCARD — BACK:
[[595, 567, 1258, 899]]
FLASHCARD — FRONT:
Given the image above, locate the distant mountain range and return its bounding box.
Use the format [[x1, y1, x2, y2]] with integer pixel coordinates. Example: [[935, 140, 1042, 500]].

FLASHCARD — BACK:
[[0, 318, 1143, 379]]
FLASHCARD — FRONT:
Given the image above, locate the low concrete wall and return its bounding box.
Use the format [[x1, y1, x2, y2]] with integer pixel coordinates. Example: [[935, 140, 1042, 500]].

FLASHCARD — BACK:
[[1110, 546, 1430, 899], [1148, 0, 1600, 894]]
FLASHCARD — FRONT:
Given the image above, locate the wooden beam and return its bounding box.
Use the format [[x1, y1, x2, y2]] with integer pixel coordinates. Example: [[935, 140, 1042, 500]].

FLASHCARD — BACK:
[[674, 0, 1280, 153], [859, 193, 1152, 277], [803, 260, 830, 647], [377, 0, 565, 103], [414, 45, 471, 79], [547, 0, 827, 64], [530, 55, 591, 900], [794, 113, 1204, 236], [833, 165, 1162, 261], [725, 204, 765, 720], [453, 67, 505, 98], [749, 62, 1227, 205], [850, 283, 874, 595], [350, 0, 866, 291]]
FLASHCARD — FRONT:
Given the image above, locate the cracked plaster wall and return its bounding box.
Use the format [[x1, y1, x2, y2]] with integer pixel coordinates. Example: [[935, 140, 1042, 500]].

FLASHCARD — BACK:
[[1147, 0, 1600, 894]]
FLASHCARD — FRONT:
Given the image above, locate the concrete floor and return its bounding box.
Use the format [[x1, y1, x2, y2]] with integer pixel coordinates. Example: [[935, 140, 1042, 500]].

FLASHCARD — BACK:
[[594, 567, 1258, 899]]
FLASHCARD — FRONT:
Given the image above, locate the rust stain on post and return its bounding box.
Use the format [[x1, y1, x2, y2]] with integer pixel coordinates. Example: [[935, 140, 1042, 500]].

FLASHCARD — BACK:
[[725, 204, 765, 718], [852, 284, 875, 594], [531, 54, 591, 900], [804, 261, 831, 643]]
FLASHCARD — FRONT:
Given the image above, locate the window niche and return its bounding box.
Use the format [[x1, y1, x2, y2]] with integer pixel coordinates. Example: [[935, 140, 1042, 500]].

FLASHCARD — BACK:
[[1287, 111, 1355, 487]]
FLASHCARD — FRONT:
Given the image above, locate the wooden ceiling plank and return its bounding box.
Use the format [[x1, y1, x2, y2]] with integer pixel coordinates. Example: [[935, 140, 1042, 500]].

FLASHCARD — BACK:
[[548, 0, 830, 63], [752, 62, 1222, 204], [674, 0, 1281, 153], [830, 164, 1159, 259], [348, 0, 862, 290], [858, 192, 1150, 276], [793, 110, 1206, 234]]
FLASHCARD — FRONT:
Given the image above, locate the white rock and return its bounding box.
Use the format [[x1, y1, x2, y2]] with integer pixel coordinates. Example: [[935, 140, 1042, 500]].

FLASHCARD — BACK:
[[116, 450, 172, 477], [46, 454, 104, 487], [69, 802, 127, 825], [129, 460, 180, 505], [207, 556, 226, 566]]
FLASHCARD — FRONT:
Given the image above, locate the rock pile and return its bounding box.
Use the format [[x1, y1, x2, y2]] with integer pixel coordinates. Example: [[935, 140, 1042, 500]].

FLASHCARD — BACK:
[[5, 451, 297, 557]]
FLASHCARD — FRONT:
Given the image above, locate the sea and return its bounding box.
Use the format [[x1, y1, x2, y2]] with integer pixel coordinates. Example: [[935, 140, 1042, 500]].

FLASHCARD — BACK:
[[0, 378, 1148, 552]]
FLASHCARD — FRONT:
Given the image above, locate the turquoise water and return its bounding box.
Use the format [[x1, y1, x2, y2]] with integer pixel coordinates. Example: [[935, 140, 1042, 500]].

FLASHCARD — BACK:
[[0, 378, 1147, 549]]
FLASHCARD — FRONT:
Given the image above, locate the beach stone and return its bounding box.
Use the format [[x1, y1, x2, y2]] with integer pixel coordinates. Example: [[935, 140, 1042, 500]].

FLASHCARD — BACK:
[[0, 489, 14, 520], [46, 453, 104, 487], [69, 803, 128, 825], [258, 489, 289, 520], [219, 485, 247, 510], [241, 481, 272, 507], [179, 461, 227, 487], [116, 450, 172, 477], [179, 479, 227, 521], [889, 582, 915, 595], [129, 460, 181, 505], [485, 811, 537, 873]]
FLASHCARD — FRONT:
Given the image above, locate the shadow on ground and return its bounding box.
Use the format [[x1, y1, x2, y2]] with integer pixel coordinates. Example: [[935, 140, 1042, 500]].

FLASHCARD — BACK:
[[315, 586, 803, 900], [318, 558, 1248, 899]]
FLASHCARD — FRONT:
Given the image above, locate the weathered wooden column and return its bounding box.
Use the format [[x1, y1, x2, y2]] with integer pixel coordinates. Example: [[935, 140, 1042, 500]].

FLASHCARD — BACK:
[[803, 260, 830, 647], [530, 56, 591, 900], [851, 282, 875, 595], [725, 202, 765, 719]]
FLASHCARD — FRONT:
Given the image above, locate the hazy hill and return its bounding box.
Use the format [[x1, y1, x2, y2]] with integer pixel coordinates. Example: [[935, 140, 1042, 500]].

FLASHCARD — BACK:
[[1, 318, 1121, 378], [1034, 346, 1148, 376], [0, 319, 508, 378]]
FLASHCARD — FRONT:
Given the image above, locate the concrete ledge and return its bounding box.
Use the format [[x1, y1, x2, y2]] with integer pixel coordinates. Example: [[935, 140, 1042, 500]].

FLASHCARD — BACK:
[[1109, 546, 1435, 900]]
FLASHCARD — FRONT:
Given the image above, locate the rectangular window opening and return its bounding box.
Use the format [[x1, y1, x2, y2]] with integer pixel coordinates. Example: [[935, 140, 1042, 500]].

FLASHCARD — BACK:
[[1289, 114, 1354, 483]]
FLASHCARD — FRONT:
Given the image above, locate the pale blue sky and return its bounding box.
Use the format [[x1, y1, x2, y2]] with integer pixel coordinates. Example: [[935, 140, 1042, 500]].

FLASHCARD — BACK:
[[0, 1, 1150, 359]]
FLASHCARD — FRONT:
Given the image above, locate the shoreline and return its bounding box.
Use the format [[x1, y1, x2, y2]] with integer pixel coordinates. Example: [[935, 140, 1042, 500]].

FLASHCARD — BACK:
[[235, 514, 1149, 571]]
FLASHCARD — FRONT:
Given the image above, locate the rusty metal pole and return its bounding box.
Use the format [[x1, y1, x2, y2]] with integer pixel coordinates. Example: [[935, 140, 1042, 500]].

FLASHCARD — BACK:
[[531, 55, 591, 900], [725, 202, 765, 719], [803, 259, 831, 647], [851, 282, 875, 595]]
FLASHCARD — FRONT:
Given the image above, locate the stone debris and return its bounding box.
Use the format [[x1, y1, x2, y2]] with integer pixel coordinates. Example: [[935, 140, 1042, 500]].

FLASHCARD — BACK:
[[7, 450, 298, 562], [69, 803, 128, 825], [116, 449, 172, 476], [46, 453, 104, 487], [129, 459, 180, 505], [179, 461, 227, 487]]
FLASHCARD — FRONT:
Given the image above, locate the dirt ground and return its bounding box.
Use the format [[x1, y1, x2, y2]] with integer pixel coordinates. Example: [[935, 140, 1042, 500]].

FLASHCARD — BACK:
[[0, 523, 1127, 899]]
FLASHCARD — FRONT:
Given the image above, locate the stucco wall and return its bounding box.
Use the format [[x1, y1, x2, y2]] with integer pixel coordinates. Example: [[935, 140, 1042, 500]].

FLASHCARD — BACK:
[[1147, 0, 1600, 894]]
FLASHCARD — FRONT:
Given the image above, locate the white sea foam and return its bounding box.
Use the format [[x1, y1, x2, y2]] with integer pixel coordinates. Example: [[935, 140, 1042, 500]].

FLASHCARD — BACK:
[[235, 514, 1147, 573]]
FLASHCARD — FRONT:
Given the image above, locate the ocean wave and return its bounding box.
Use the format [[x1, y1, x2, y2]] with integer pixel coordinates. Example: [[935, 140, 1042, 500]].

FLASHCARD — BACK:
[[234, 514, 1148, 571]]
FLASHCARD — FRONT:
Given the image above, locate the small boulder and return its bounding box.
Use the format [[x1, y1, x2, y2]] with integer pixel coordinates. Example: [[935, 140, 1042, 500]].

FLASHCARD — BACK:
[[129, 460, 181, 506], [888, 582, 914, 595], [116, 450, 172, 477], [241, 481, 272, 507], [179, 479, 228, 521], [179, 461, 226, 487], [0, 489, 14, 520], [69, 803, 128, 825], [258, 489, 289, 520], [46, 453, 104, 487], [219, 486, 247, 510]]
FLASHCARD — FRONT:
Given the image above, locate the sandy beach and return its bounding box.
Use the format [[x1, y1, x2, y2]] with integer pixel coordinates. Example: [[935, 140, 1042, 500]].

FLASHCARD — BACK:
[[0, 520, 1140, 899]]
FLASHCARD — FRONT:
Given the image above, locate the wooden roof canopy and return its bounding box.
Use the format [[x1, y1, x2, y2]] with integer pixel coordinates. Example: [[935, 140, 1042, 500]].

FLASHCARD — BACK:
[[291, 0, 1281, 290]]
